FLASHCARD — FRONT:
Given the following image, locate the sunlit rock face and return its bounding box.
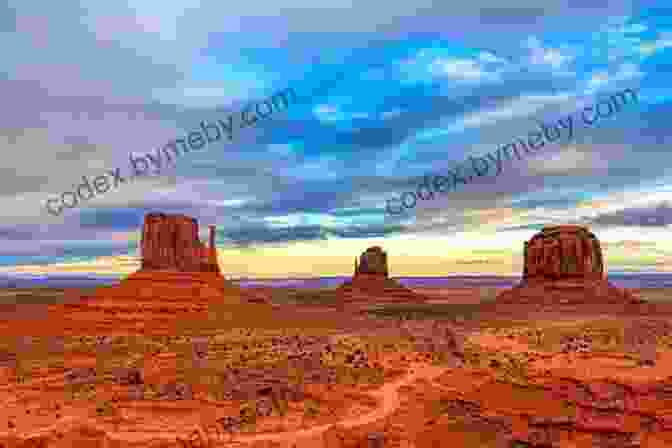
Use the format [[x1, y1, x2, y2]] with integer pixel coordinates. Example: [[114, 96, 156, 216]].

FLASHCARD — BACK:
[[523, 225, 603, 282], [355, 246, 389, 278], [140, 213, 220, 274], [338, 246, 427, 305], [498, 225, 643, 305], [60, 213, 271, 317]]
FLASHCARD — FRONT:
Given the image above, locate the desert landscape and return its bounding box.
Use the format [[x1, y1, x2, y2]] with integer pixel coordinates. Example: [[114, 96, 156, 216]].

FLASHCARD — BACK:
[[3, 3, 671, 447], [0, 214, 669, 448]]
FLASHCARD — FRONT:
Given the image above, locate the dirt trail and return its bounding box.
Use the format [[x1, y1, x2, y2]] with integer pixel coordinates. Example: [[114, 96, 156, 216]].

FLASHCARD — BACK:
[[78, 361, 450, 447]]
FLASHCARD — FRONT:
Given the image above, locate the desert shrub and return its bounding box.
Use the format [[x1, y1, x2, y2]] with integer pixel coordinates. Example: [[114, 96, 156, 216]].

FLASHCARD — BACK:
[[143, 384, 160, 400], [510, 441, 532, 448], [64, 367, 98, 399], [94, 400, 116, 417], [271, 391, 288, 416], [366, 303, 485, 321], [239, 401, 257, 426], [483, 351, 530, 385], [304, 398, 320, 417], [14, 359, 32, 384], [112, 367, 142, 385], [334, 365, 356, 385], [428, 398, 455, 417]]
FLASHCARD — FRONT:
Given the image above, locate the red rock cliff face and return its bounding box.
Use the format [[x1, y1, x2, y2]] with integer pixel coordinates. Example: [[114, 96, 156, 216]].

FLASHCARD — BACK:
[[498, 225, 642, 304], [59, 213, 273, 316], [523, 225, 603, 281], [355, 246, 389, 278], [140, 213, 220, 274]]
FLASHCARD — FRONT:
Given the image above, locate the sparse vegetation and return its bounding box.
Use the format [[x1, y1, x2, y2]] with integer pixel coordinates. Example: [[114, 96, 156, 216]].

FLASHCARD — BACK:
[[304, 398, 320, 418], [6, 284, 671, 447], [266, 287, 340, 305], [239, 401, 257, 431], [93, 399, 116, 417], [366, 303, 488, 321], [271, 391, 289, 416]]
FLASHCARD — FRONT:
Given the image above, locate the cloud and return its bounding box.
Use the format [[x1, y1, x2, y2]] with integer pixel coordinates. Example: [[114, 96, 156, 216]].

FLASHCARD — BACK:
[[437, 92, 576, 133], [216, 221, 403, 247], [525, 36, 575, 69], [429, 58, 500, 82], [454, 258, 503, 264], [639, 35, 672, 56], [584, 61, 644, 94], [590, 201, 672, 227], [526, 146, 611, 175], [478, 7, 547, 25]]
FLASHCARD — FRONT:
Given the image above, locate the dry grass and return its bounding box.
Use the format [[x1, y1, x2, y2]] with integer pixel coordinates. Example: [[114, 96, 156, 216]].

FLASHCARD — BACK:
[[1, 285, 606, 442], [415, 418, 505, 448], [265, 287, 340, 305], [176, 302, 346, 335], [510, 319, 631, 352], [365, 303, 489, 322]]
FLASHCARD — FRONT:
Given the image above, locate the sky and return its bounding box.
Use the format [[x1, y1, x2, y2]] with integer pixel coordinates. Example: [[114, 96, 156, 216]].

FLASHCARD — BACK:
[[0, 0, 671, 278]]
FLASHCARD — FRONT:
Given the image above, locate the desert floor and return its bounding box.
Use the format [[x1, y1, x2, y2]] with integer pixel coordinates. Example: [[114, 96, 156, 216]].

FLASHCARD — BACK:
[[0, 286, 671, 447]]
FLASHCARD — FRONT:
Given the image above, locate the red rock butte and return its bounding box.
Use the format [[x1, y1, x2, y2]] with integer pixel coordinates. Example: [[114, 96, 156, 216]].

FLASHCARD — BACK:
[[141, 212, 220, 274], [497, 225, 643, 304], [337, 246, 427, 305], [66, 213, 268, 315]]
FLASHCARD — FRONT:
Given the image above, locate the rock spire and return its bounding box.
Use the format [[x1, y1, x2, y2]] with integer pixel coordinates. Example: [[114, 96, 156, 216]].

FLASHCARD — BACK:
[[355, 246, 389, 278], [337, 246, 426, 306]]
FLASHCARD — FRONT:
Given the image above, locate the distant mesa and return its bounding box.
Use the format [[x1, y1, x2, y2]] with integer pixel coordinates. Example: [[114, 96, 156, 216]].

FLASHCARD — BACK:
[[355, 246, 389, 277], [497, 225, 644, 304], [337, 246, 427, 305]]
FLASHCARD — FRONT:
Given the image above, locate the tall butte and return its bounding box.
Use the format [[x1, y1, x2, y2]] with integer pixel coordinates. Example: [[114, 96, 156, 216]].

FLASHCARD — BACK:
[[497, 225, 643, 304], [66, 213, 269, 320], [121, 212, 230, 299], [337, 246, 427, 306], [140, 212, 220, 274]]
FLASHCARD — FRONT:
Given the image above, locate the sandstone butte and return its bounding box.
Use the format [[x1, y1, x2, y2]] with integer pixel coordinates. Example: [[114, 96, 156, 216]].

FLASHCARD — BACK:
[[336, 246, 428, 306], [62, 212, 269, 319], [496, 224, 644, 305]]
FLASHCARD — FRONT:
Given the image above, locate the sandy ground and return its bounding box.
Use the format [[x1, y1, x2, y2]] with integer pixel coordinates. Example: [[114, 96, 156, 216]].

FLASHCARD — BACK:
[[93, 361, 448, 447], [0, 285, 671, 447]]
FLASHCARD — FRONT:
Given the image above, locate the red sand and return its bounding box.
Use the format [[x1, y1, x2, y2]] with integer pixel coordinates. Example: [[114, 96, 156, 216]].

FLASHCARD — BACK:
[[0, 285, 671, 447]]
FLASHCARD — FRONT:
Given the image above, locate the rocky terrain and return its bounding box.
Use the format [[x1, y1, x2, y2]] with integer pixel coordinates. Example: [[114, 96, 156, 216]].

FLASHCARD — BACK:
[[1, 286, 672, 447], [0, 299, 470, 448]]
